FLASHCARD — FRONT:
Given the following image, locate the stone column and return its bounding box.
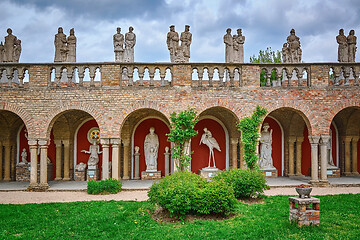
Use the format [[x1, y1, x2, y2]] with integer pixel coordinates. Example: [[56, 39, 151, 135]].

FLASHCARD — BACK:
[[38, 139, 49, 188], [309, 135, 320, 184], [11, 144, 16, 180], [288, 137, 296, 176], [239, 141, 245, 169], [134, 147, 140, 179], [54, 140, 62, 180], [231, 138, 238, 169], [100, 138, 110, 180], [122, 139, 130, 180], [63, 140, 70, 181], [296, 137, 304, 176], [164, 147, 170, 175], [344, 136, 352, 176], [351, 136, 359, 175], [3, 141, 11, 181], [0, 141, 3, 180], [28, 140, 38, 187], [111, 138, 121, 180], [320, 135, 330, 184]]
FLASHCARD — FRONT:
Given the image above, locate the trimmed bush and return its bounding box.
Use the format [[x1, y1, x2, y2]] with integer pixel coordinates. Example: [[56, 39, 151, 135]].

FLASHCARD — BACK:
[[214, 169, 268, 199], [148, 171, 236, 218], [87, 178, 122, 195]]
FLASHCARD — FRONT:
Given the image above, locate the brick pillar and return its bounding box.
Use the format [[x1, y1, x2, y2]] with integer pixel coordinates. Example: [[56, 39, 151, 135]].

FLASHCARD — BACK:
[[344, 136, 352, 176], [122, 139, 130, 180], [320, 135, 330, 184], [63, 140, 70, 181], [28, 140, 38, 188], [296, 137, 304, 176], [351, 136, 359, 175], [309, 135, 320, 184], [100, 138, 110, 180], [172, 64, 192, 86], [111, 138, 121, 180], [3, 141, 11, 181], [0, 141, 3, 180], [288, 137, 296, 176], [54, 140, 62, 180], [231, 138, 238, 169], [38, 139, 49, 188]]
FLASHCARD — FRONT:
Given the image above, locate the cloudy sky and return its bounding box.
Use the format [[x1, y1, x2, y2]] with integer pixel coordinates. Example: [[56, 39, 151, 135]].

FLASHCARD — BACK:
[[1, 0, 359, 63]]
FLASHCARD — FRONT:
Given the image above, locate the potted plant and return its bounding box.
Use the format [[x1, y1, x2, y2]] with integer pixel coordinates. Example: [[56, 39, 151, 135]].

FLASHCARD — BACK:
[[295, 184, 312, 198]]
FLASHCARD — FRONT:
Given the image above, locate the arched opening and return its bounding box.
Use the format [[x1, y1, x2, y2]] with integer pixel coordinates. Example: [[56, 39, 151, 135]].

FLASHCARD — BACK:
[[331, 106, 360, 176]]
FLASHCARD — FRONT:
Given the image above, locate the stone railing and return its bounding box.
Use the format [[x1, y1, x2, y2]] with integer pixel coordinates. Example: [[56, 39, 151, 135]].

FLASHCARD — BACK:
[[1, 62, 360, 89]]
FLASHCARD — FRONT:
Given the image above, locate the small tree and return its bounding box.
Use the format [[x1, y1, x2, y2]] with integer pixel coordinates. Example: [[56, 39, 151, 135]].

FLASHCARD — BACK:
[[250, 47, 282, 86], [167, 108, 198, 171], [237, 106, 267, 170]]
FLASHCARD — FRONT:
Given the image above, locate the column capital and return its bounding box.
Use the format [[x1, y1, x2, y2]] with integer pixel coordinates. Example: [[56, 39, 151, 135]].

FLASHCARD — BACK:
[[62, 139, 70, 146], [122, 139, 130, 146], [296, 137, 304, 143], [288, 136, 297, 143], [110, 138, 121, 145], [231, 138, 239, 145], [38, 139, 49, 146], [308, 135, 320, 144], [100, 138, 110, 146], [28, 139, 38, 146], [352, 136, 359, 142], [344, 136, 353, 142], [54, 140, 62, 146], [320, 134, 331, 145]]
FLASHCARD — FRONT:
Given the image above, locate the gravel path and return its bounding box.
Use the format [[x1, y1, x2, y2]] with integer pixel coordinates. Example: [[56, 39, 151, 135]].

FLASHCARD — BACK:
[[0, 187, 359, 204]]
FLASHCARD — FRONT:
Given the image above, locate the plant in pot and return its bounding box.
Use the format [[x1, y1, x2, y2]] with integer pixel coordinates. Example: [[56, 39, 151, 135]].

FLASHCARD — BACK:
[[295, 184, 312, 198]]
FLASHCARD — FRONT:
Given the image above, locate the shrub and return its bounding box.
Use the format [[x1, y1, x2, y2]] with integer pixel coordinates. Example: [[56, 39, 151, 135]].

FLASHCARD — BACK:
[[215, 169, 268, 199], [148, 171, 236, 218], [87, 178, 122, 195]]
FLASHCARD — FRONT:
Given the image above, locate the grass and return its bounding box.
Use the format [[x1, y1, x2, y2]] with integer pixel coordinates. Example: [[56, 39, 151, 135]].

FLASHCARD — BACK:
[[0, 194, 359, 239]]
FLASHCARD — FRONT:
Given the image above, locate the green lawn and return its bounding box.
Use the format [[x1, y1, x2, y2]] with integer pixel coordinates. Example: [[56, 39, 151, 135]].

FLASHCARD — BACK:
[[0, 194, 359, 240]]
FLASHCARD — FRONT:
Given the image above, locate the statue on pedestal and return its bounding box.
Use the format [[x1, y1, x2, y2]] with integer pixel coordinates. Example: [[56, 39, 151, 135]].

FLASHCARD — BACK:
[[167, 25, 179, 63], [282, 29, 302, 63], [54, 27, 68, 62], [113, 27, 124, 62], [199, 128, 221, 168], [144, 127, 159, 171], [347, 29, 357, 62], [4, 28, 20, 63], [81, 140, 102, 167], [259, 123, 275, 169], [124, 26, 136, 62], [66, 28, 76, 62], [337, 29, 348, 62], [224, 28, 233, 63], [233, 28, 245, 63], [180, 25, 192, 62], [20, 148, 28, 164], [327, 133, 336, 168]]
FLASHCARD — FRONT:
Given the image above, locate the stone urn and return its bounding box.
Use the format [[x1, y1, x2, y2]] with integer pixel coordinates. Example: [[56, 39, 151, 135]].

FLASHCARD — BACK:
[[295, 185, 312, 198]]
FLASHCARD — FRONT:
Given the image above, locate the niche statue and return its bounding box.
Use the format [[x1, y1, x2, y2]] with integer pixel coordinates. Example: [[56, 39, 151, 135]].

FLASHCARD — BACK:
[[81, 140, 102, 167], [259, 123, 275, 169], [144, 127, 159, 171]]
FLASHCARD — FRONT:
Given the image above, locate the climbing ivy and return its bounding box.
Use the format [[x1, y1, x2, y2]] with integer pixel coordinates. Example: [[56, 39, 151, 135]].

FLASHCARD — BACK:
[[237, 106, 267, 170], [167, 108, 198, 171]]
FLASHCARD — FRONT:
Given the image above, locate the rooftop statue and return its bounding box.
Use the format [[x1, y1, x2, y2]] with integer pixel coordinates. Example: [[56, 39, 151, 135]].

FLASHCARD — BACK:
[[113, 27, 124, 62], [124, 26, 136, 62], [3, 28, 21, 63], [282, 29, 302, 63], [167, 25, 179, 63], [347, 29, 357, 62], [66, 28, 76, 62], [54, 27, 68, 62], [224, 28, 233, 63], [180, 25, 192, 62], [233, 28, 245, 63], [337, 29, 348, 62]]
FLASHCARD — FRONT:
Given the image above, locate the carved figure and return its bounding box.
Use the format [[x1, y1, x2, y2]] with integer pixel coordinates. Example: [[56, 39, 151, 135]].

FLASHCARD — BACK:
[[180, 25, 192, 62], [259, 123, 274, 169], [327, 133, 336, 168], [233, 29, 245, 63], [282, 43, 290, 63], [337, 29, 348, 62], [66, 28, 76, 62], [0, 42, 4, 63], [167, 25, 179, 62], [199, 128, 221, 168], [224, 28, 233, 63], [347, 29, 357, 62], [54, 27, 68, 62], [124, 26, 136, 62], [113, 27, 124, 62], [75, 162, 87, 171], [285, 29, 302, 63], [81, 140, 102, 167], [4, 28, 18, 62], [134, 145, 140, 154], [144, 127, 159, 171], [20, 148, 28, 164], [13, 39, 21, 63]]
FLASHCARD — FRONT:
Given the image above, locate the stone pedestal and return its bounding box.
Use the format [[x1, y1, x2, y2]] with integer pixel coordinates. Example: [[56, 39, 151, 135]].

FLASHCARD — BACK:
[[141, 170, 161, 180], [326, 167, 340, 178], [16, 164, 30, 182], [261, 168, 278, 178], [199, 167, 219, 180], [75, 171, 86, 181], [87, 166, 99, 181], [289, 197, 320, 226]]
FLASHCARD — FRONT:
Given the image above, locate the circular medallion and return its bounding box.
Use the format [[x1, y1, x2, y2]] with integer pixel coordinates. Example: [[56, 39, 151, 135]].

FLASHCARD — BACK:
[[87, 127, 100, 143]]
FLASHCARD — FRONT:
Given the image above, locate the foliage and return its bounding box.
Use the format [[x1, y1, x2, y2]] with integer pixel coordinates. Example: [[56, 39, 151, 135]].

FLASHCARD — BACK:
[[148, 171, 236, 218], [237, 105, 267, 170], [167, 108, 198, 171], [87, 178, 122, 195], [215, 169, 269, 199], [1, 195, 360, 239], [250, 47, 282, 86]]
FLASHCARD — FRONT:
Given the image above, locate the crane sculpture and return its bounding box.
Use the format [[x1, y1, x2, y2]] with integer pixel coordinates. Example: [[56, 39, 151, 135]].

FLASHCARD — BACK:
[[199, 128, 221, 168]]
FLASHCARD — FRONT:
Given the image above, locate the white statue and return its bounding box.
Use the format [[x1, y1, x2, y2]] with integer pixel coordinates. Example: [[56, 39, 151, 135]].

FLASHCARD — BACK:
[[75, 162, 87, 171], [113, 27, 124, 62], [199, 128, 221, 168], [20, 148, 28, 164], [124, 26, 136, 62], [66, 28, 76, 62], [224, 28, 233, 63], [259, 123, 275, 169], [81, 140, 102, 167], [144, 127, 159, 171], [167, 25, 179, 62]]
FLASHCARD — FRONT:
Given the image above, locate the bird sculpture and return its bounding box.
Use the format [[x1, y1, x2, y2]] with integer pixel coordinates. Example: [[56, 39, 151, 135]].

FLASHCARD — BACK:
[[199, 128, 221, 168]]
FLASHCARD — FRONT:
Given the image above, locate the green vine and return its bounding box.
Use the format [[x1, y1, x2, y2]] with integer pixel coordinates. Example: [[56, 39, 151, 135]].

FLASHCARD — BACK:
[[237, 106, 267, 170], [167, 108, 198, 171]]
